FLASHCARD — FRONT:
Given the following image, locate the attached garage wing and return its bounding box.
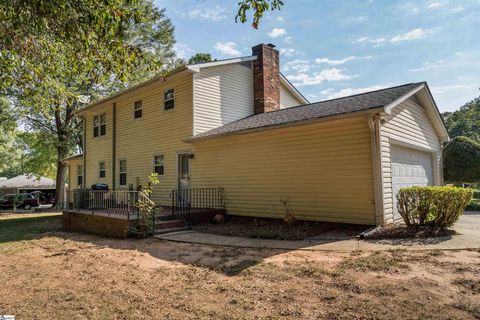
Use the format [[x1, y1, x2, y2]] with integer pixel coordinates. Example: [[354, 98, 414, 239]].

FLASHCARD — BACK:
[[391, 145, 434, 220]]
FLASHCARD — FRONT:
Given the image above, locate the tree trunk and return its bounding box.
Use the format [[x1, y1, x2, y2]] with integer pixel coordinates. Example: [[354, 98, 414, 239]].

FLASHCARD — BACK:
[[52, 159, 66, 210]]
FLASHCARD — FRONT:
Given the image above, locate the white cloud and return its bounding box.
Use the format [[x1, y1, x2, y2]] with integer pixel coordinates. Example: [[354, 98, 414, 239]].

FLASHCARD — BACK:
[[287, 68, 354, 86], [353, 37, 368, 44], [352, 37, 385, 46], [430, 84, 479, 111], [283, 59, 310, 72], [187, 6, 227, 21], [315, 55, 371, 65], [214, 42, 241, 56], [174, 43, 194, 60], [322, 85, 388, 99], [280, 48, 302, 57], [390, 28, 432, 43], [428, 2, 445, 9], [268, 28, 287, 38]]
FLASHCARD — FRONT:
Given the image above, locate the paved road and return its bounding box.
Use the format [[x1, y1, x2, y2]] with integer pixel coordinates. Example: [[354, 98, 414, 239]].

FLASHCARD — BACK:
[[155, 211, 480, 251]]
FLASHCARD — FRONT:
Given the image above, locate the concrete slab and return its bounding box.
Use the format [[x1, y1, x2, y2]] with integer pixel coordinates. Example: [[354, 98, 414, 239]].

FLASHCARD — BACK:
[[155, 212, 480, 251]]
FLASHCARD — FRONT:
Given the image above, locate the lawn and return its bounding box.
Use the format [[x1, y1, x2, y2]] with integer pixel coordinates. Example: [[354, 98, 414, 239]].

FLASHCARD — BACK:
[[0, 213, 479, 319]]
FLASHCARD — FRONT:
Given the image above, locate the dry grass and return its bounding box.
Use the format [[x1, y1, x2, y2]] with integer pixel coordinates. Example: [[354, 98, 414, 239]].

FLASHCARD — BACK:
[[0, 213, 479, 319]]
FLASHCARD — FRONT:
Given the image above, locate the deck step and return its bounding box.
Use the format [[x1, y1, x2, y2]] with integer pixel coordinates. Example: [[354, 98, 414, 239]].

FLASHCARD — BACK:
[[154, 227, 189, 235], [155, 219, 186, 229]]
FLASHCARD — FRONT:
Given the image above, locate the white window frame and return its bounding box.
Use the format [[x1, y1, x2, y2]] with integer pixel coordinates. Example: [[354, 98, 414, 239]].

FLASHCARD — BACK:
[[133, 100, 143, 119], [119, 159, 127, 187], [153, 154, 165, 176], [98, 161, 106, 179], [77, 165, 83, 187], [164, 88, 175, 111], [93, 113, 106, 137]]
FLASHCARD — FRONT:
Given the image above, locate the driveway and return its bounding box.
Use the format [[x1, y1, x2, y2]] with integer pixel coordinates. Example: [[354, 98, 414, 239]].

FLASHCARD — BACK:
[[155, 211, 480, 251]]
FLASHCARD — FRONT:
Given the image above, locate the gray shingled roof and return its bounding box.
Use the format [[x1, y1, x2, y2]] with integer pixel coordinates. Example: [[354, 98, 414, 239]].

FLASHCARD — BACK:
[[192, 82, 424, 140], [0, 174, 55, 189]]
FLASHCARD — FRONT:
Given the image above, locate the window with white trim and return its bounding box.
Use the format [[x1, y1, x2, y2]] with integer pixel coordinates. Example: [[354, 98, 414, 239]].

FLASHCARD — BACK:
[[93, 113, 106, 137], [164, 88, 175, 111], [99, 161, 106, 178], [77, 165, 83, 187], [119, 160, 127, 186], [153, 154, 164, 175], [134, 100, 142, 119]]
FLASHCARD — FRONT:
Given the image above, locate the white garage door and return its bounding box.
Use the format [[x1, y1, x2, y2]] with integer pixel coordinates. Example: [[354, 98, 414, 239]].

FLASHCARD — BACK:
[[391, 145, 433, 220]]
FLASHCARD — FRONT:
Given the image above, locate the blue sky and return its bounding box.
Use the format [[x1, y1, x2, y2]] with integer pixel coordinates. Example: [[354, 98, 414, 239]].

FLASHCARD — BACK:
[[155, 0, 480, 112]]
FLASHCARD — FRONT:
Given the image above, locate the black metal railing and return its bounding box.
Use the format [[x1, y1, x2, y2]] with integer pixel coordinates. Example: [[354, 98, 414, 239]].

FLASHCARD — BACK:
[[65, 189, 140, 219], [170, 187, 225, 228]]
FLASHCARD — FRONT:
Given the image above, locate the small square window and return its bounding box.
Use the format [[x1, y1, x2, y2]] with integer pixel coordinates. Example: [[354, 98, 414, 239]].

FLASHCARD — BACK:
[[153, 155, 164, 175], [99, 161, 106, 178], [134, 100, 142, 119], [164, 89, 174, 111]]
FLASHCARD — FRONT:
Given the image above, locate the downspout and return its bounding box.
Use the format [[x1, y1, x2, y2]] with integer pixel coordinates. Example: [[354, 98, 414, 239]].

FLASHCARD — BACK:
[[83, 117, 87, 189], [368, 114, 385, 226], [112, 103, 117, 190]]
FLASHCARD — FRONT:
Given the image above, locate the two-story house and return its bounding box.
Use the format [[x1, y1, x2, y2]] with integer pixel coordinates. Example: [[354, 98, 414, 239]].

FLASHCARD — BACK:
[[65, 43, 449, 232]]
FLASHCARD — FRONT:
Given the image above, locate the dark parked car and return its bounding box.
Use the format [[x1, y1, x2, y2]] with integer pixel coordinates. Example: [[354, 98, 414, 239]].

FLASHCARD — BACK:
[[0, 193, 40, 210]]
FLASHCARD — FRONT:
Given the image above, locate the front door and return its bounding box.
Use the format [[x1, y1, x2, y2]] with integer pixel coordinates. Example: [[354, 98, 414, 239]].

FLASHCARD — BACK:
[[177, 153, 191, 190]]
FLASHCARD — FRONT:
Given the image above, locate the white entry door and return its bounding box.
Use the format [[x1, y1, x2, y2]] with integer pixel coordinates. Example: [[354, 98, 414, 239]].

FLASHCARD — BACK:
[[391, 145, 434, 220]]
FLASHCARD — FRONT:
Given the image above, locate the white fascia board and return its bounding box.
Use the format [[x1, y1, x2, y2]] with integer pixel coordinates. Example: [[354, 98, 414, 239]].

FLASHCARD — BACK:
[[187, 55, 258, 72]]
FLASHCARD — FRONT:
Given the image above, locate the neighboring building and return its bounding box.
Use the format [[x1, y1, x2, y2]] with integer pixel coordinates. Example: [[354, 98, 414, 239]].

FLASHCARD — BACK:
[[0, 174, 56, 201], [65, 43, 449, 226]]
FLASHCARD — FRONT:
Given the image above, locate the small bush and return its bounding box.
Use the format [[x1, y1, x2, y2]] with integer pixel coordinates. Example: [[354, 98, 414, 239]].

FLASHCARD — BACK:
[[473, 190, 480, 199], [397, 186, 472, 228], [466, 199, 480, 211]]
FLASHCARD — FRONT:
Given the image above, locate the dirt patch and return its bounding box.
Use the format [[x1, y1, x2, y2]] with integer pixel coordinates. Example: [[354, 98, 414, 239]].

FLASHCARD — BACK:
[[363, 224, 457, 239], [0, 228, 480, 319], [194, 216, 369, 240]]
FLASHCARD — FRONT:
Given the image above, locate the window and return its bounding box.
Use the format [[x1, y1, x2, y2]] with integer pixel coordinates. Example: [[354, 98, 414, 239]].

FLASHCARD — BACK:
[[153, 154, 164, 175], [119, 160, 127, 186], [93, 113, 106, 137], [133, 100, 142, 119], [77, 165, 83, 187], [164, 88, 175, 111], [99, 161, 106, 178]]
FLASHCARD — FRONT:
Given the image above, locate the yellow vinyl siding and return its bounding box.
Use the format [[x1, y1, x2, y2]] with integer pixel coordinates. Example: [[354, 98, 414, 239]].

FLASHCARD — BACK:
[[66, 158, 82, 190], [80, 73, 193, 204], [115, 74, 193, 204], [380, 98, 443, 223], [190, 116, 376, 225], [84, 106, 113, 187]]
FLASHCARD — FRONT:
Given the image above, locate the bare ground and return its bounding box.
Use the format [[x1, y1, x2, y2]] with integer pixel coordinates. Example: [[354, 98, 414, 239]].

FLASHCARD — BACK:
[[0, 215, 479, 319]]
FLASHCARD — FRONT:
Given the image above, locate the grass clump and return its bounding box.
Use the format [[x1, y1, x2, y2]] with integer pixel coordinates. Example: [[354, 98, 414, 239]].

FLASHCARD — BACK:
[[338, 251, 409, 272]]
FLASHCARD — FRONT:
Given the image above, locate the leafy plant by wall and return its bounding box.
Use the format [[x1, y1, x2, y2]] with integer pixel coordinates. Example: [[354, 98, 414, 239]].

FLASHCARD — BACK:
[[443, 136, 480, 183], [397, 186, 472, 228]]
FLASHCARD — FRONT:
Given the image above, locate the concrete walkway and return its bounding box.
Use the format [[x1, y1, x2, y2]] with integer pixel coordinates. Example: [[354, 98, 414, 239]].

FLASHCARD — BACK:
[[155, 212, 480, 251]]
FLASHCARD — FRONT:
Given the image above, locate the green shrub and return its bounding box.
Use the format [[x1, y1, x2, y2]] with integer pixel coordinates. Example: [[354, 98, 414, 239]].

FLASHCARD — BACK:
[[397, 186, 472, 228], [466, 199, 480, 211], [443, 136, 480, 183], [473, 190, 480, 199]]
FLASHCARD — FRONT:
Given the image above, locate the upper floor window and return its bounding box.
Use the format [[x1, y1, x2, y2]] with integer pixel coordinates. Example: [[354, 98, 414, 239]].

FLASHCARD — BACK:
[[134, 100, 142, 119], [153, 154, 164, 175], [93, 113, 106, 137], [99, 161, 106, 178], [77, 165, 83, 187], [164, 89, 175, 111]]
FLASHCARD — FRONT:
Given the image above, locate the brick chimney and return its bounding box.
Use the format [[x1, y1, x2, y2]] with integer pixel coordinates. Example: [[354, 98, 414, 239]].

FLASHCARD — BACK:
[[252, 43, 280, 114]]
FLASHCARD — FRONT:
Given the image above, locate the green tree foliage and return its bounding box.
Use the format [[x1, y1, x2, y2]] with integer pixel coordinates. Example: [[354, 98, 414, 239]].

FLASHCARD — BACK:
[[1, 0, 177, 207], [443, 136, 480, 183], [188, 53, 214, 65], [442, 95, 480, 142], [15, 131, 58, 178], [236, 0, 284, 28], [0, 97, 21, 175]]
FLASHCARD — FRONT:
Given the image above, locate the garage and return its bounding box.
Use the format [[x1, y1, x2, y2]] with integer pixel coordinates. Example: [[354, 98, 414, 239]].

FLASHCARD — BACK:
[[391, 145, 434, 220]]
